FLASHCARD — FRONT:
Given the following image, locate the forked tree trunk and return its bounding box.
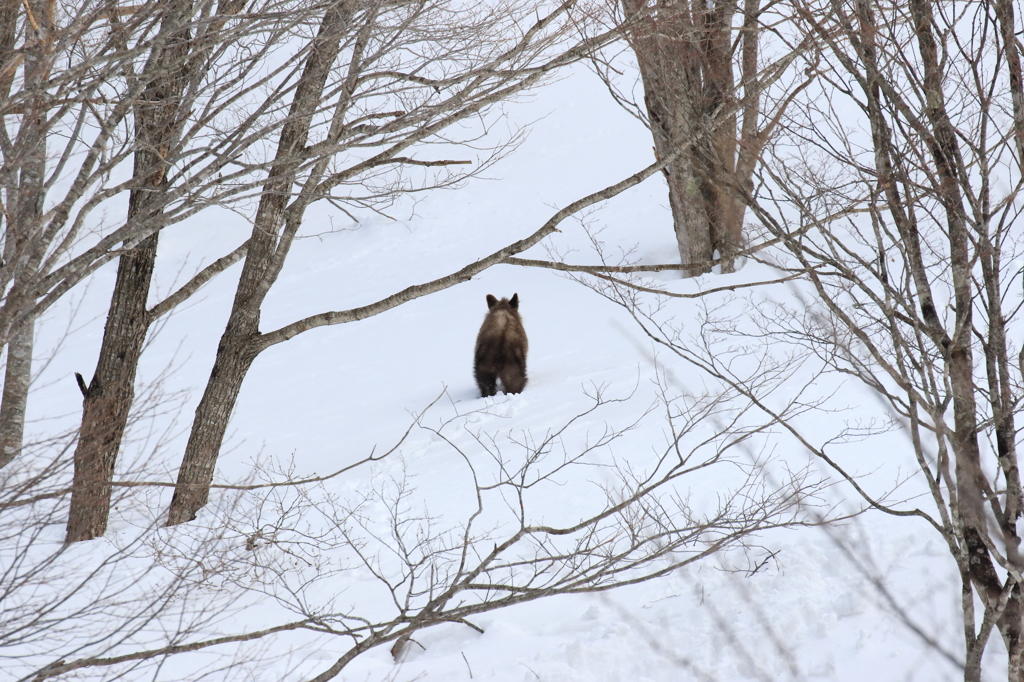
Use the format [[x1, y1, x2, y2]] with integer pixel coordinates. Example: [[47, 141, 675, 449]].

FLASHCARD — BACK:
[[622, 0, 750, 275], [906, 0, 1024, 669], [65, 1, 195, 542], [0, 0, 52, 468], [853, 0, 1024, 673], [166, 2, 352, 525]]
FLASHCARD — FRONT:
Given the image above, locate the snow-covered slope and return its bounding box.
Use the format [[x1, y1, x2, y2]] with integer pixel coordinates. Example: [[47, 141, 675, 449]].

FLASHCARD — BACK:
[[17, 63, 980, 681]]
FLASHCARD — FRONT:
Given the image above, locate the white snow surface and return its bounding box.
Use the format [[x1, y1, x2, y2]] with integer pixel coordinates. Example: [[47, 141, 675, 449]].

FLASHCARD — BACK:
[[11, 64, 991, 681]]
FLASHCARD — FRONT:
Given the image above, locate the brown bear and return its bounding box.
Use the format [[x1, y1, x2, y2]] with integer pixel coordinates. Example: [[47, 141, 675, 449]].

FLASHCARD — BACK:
[[474, 293, 528, 397]]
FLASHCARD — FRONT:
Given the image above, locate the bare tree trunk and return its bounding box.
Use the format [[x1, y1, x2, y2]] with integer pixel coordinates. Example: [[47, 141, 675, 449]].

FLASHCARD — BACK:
[[0, 0, 23, 468], [701, 0, 741, 267], [0, 319, 33, 468], [622, 0, 746, 275], [65, 236, 159, 542], [166, 2, 352, 525], [165, 320, 256, 525], [66, 1, 196, 542], [769, 0, 1024, 674], [0, 0, 52, 468], [903, 0, 1024, 666], [994, 0, 1024, 161]]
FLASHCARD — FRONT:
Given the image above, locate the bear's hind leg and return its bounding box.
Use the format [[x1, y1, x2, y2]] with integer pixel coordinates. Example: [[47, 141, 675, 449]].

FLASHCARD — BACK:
[[499, 364, 527, 394], [476, 370, 498, 397]]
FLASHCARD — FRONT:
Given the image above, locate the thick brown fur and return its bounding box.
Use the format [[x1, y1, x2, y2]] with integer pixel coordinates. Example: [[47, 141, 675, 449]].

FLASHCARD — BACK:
[[474, 293, 528, 397]]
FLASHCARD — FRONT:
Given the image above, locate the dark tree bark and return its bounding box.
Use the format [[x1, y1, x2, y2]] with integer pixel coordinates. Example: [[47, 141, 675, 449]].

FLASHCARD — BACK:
[[64, 237, 159, 542], [65, 0, 196, 542]]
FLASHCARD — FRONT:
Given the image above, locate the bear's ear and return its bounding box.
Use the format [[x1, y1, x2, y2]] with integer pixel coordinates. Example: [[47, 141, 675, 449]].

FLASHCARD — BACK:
[[509, 293, 519, 309], [486, 294, 498, 309]]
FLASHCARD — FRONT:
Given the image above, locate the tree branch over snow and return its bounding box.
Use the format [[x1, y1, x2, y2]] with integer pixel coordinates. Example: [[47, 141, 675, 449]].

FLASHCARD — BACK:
[[27, 621, 315, 682], [148, 241, 250, 320], [253, 151, 681, 351], [575, 270, 805, 298], [500, 199, 867, 277], [388, 157, 472, 167]]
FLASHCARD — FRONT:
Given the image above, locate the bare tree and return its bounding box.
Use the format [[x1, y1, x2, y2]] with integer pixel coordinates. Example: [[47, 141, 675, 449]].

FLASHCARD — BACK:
[[0, 0, 399, 469], [66, 0, 227, 543], [589, 0, 813, 275], [0, 0, 320, 354], [0, 0, 54, 467], [626, 0, 1024, 676], [0, 0, 330, 479]]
